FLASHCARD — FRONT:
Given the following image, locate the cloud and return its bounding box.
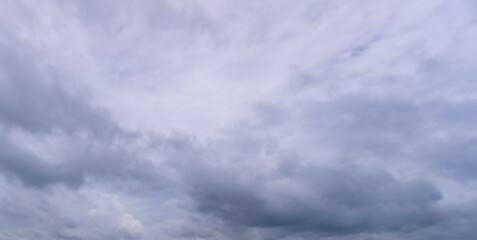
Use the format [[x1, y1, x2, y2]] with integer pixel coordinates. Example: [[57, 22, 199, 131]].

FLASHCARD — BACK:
[[173, 126, 442, 236], [120, 214, 144, 237], [0, 43, 115, 136], [1, 0, 477, 239]]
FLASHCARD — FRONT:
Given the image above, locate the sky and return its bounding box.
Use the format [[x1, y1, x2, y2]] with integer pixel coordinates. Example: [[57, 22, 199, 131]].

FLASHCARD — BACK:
[[0, 0, 477, 239]]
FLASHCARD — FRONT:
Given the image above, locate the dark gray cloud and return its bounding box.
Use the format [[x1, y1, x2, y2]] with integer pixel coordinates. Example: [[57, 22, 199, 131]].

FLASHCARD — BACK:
[[173, 129, 442, 237], [0, 37, 168, 190], [0, 44, 116, 136]]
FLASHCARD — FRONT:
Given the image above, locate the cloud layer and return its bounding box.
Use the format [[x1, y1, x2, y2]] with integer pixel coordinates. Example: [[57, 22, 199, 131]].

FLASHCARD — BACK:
[[1, 0, 477, 239]]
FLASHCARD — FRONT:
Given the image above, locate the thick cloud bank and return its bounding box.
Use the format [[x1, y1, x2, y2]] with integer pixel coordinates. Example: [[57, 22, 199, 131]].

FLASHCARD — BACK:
[[1, 0, 477, 239]]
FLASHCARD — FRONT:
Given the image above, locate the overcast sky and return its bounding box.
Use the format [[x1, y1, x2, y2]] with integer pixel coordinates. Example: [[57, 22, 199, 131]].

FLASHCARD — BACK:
[[1, 0, 477, 239]]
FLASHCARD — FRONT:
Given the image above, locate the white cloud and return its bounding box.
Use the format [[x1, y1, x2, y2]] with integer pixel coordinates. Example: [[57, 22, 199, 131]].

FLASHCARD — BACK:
[[120, 214, 144, 235]]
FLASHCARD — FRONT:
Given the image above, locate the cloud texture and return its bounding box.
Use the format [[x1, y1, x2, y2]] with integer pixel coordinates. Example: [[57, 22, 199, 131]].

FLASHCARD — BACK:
[[1, 0, 477, 239]]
